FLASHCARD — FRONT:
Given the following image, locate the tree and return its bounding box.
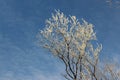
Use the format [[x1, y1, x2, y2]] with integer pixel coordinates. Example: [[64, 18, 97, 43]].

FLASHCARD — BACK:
[[106, 0, 120, 8], [37, 10, 120, 80]]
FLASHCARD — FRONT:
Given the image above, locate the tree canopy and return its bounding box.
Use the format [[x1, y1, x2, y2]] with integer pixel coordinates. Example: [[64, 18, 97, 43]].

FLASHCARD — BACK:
[[38, 10, 120, 80]]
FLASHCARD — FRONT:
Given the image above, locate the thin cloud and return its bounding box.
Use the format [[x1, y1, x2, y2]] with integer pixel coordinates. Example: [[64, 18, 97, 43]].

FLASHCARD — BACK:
[[0, 68, 63, 80]]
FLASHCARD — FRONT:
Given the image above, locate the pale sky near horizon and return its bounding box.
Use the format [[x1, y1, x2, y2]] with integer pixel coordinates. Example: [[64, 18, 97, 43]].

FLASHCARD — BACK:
[[0, 0, 120, 80]]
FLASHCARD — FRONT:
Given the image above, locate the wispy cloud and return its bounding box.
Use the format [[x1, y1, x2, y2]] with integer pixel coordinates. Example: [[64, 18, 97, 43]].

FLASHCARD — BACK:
[[0, 68, 63, 80], [0, 33, 64, 80]]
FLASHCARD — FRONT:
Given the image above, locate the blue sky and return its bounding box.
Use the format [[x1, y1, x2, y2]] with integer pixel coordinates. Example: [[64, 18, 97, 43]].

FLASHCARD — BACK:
[[0, 0, 120, 80]]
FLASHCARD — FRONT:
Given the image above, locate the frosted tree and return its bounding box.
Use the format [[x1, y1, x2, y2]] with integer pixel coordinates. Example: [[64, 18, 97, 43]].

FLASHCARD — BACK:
[[37, 10, 119, 80], [106, 0, 120, 8]]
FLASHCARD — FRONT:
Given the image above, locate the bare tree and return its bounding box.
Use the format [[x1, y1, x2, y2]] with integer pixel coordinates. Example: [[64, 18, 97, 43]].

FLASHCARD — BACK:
[[37, 10, 119, 80]]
